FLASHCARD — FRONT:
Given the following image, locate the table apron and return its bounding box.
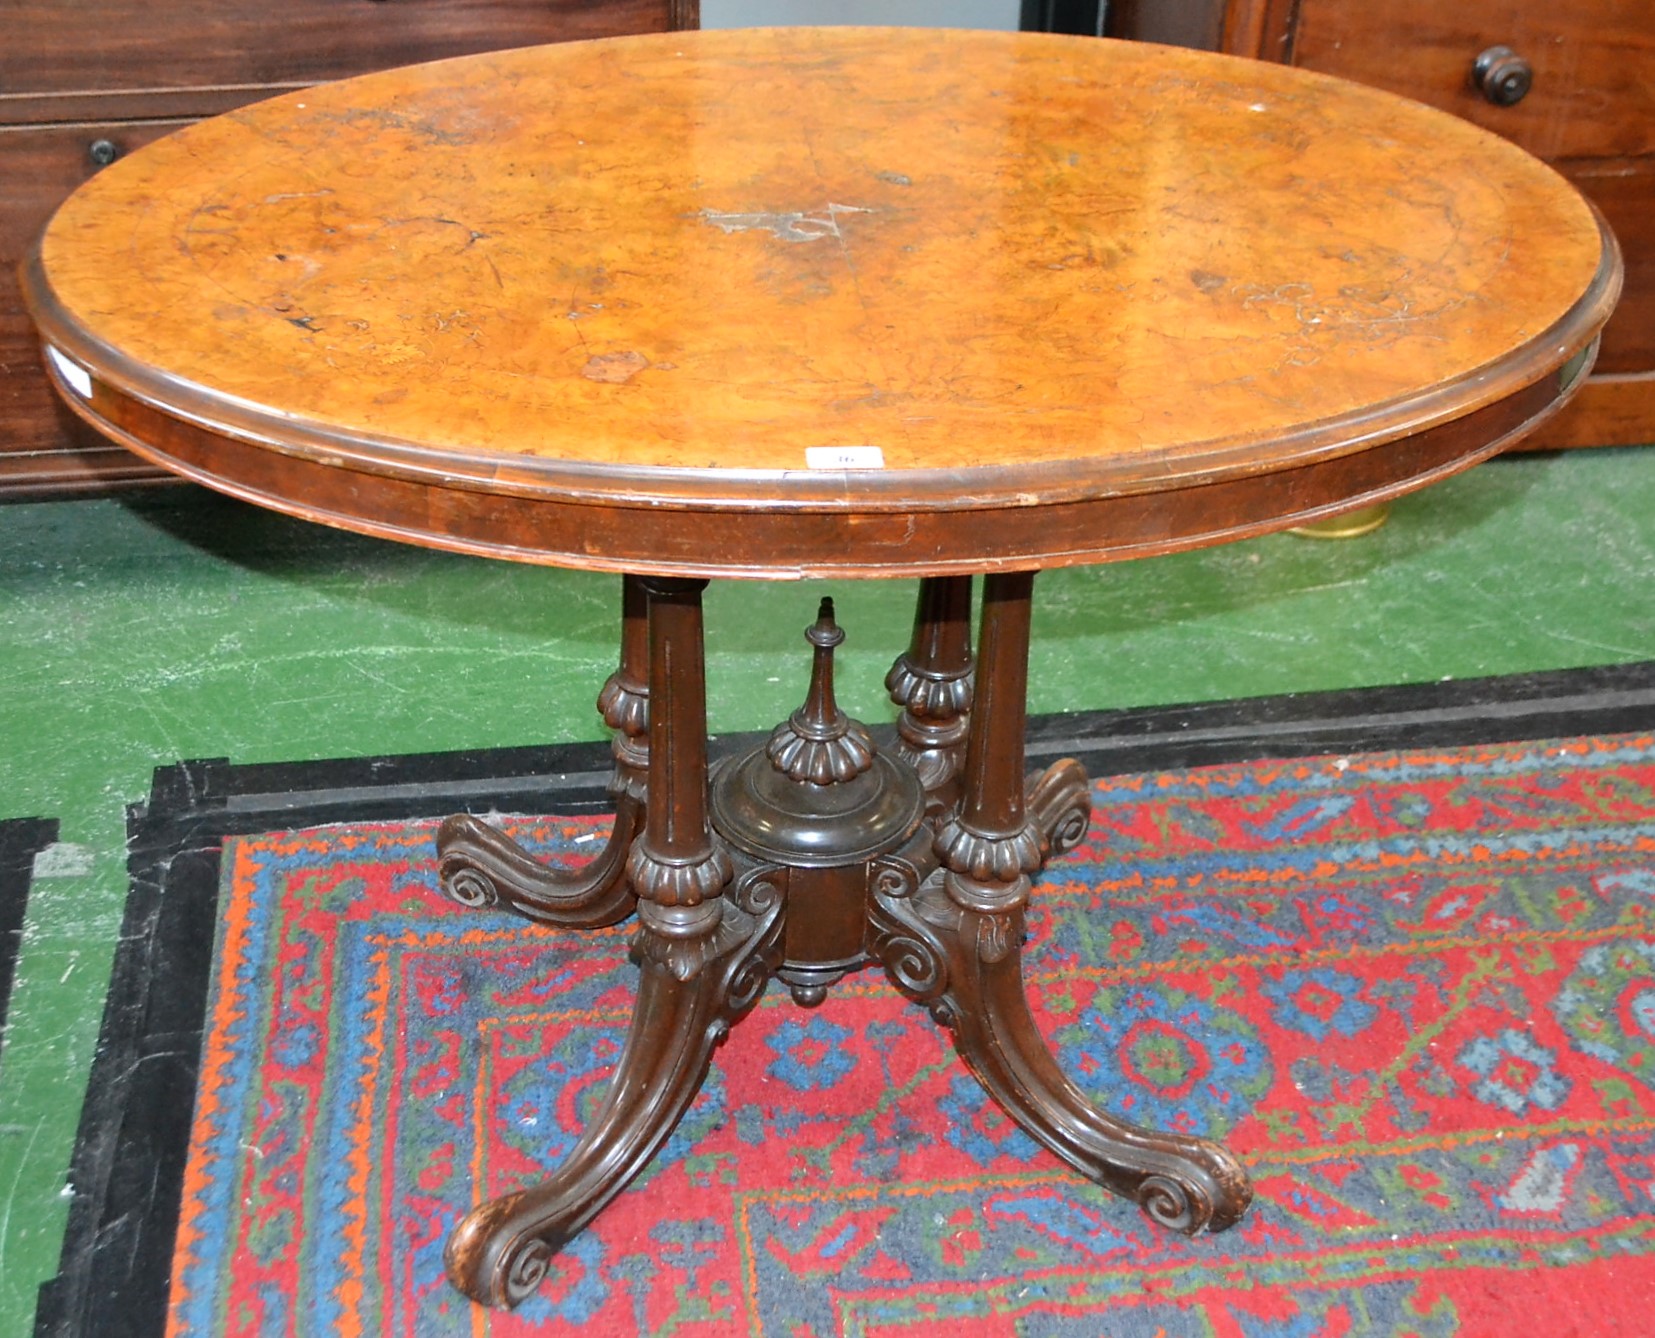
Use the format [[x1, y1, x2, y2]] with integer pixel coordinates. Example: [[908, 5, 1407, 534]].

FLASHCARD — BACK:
[[63, 367, 1565, 578]]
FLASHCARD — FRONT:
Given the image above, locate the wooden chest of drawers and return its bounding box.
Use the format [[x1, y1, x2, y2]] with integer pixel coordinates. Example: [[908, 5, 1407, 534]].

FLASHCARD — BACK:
[[1, 0, 692, 497], [1111, 0, 1655, 449]]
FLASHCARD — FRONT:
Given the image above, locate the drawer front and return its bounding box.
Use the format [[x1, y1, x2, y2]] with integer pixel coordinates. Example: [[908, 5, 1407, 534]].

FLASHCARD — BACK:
[[1570, 162, 1655, 376], [1, 121, 190, 461], [1, 0, 680, 103], [1289, 0, 1655, 161]]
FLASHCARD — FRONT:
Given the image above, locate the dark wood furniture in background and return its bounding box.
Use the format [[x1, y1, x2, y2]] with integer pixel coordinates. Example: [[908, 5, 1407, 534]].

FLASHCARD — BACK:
[[1107, 0, 1655, 450], [25, 27, 1617, 1309], [0, 0, 693, 498]]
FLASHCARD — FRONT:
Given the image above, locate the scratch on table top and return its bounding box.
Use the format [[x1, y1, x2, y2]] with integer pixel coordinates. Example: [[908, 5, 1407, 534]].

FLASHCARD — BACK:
[[698, 203, 874, 244]]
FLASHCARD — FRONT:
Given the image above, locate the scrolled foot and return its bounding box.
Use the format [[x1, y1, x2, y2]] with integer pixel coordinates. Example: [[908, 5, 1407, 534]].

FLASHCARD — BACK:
[[444, 888, 782, 1309], [445, 1191, 555, 1309], [1133, 1138, 1253, 1234], [873, 878, 1252, 1239], [436, 801, 642, 929], [1025, 757, 1092, 863], [1138, 1175, 1200, 1232]]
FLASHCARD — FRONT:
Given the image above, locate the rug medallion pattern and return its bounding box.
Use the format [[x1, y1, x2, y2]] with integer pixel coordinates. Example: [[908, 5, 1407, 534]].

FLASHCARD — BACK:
[[167, 735, 1655, 1335]]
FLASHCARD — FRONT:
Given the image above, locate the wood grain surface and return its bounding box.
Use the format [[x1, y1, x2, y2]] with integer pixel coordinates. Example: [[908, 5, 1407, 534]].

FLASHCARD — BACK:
[[24, 28, 1619, 575]]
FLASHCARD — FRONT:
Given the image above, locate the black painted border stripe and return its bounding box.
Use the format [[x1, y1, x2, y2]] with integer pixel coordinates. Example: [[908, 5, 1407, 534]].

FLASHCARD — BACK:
[[0, 818, 59, 1074]]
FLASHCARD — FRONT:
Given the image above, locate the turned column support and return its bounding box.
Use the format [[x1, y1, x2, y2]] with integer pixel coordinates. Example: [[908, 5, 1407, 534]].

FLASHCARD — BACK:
[[625, 576, 736, 978], [886, 576, 975, 812], [445, 575, 781, 1309], [599, 573, 652, 802], [933, 571, 1044, 956]]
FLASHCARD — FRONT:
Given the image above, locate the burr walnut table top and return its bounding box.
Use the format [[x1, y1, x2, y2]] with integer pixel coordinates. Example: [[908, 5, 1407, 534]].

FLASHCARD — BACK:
[[24, 27, 1618, 577]]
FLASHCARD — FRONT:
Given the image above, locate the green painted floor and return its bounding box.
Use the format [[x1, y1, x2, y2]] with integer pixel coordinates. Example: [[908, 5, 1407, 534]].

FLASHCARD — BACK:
[[1, 447, 1652, 1331]]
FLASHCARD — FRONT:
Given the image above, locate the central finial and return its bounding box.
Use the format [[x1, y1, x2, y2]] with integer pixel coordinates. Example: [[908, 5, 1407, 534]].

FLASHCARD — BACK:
[[766, 597, 876, 784]]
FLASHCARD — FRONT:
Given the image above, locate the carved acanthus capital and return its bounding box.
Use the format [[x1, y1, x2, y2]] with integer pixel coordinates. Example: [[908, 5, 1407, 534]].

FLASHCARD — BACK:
[[884, 656, 974, 723], [635, 896, 728, 981], [597, 668, 649, 739], [599, 664, 649, 799], [933, 816, 1044, 886], [766, 715, 876, 783], [626, 838, 733, 908]]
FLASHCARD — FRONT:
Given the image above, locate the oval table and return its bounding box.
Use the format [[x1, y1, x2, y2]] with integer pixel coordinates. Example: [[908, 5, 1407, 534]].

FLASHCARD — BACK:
[[23, 26, 1619, 1311]]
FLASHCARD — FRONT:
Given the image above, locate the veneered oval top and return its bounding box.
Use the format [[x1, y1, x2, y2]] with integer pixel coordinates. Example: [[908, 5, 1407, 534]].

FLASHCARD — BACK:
[[26, 27, 1618, 575]]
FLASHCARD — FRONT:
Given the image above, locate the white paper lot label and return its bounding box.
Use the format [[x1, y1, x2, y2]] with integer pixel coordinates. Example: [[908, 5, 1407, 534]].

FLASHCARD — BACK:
[[805, 445, 885, 469]]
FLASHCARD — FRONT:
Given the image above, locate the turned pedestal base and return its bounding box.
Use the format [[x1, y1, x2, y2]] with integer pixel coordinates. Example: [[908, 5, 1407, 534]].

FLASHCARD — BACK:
[[434, 573, 1253, 1309]]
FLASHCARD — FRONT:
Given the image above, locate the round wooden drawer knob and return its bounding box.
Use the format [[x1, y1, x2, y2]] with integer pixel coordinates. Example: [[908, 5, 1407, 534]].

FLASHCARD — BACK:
[[1473, 46, 1533, 106]]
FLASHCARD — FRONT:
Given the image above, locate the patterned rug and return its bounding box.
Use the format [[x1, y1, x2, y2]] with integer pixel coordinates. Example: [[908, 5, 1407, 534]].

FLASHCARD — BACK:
[[166, 734, 1655, 1336]]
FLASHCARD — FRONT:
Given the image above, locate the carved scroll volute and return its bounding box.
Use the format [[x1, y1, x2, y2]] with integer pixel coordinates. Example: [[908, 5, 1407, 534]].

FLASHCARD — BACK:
[[435, 573, 648, 930], [868, 852, 953, 1020]]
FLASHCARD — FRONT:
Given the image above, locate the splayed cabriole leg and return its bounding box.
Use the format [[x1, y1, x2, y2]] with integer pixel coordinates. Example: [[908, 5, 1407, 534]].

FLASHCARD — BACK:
[[436, 574, 648, 929], [871, 877, 1251, 1232], [445, 577, 782, 1308], [874, 571, 1253, 1236], [443, 888, 781, 1306]]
